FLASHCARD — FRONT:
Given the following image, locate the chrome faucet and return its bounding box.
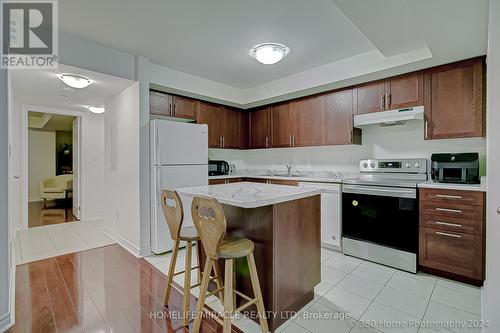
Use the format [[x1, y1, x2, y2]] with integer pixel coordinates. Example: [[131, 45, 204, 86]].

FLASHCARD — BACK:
[[285, 163, 292, 175]]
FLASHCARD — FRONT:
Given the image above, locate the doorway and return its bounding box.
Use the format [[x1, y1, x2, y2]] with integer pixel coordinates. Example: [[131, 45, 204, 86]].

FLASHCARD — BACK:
[[26, 111, 81, 227]]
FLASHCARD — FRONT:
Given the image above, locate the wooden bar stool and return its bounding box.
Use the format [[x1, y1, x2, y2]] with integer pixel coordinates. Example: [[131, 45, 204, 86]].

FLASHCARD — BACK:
[[191, 196, 269, 333], [160, 190, 224, 326]]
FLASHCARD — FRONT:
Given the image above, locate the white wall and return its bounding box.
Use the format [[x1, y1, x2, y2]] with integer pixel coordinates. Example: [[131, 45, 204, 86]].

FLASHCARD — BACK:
[[485, 0, 500, 331], [210, 121, 486, 174], [0, 70, 13, 331], [28, 130, 56, 201], [104, 82, 141, 255]]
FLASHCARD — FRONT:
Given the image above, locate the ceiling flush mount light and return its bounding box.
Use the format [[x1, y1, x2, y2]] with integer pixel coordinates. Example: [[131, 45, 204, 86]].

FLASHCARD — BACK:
[[87, 106, 105, 114], [58, 73, 92, 89], [249, 43, 289, 65]]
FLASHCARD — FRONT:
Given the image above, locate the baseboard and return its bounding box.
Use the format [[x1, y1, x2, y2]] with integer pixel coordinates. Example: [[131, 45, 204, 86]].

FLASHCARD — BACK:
[[86, 216, 104, 224], [1, 244, 16, 332], [28, 198, 44, 203], [321, 243, 341, 252], [101, 229, 142, 258], [481, 281, 487, 333]]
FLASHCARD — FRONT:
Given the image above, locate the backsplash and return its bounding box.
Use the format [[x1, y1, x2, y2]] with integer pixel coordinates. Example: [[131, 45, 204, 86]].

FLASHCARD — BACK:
[[209, 121, 486, 175]]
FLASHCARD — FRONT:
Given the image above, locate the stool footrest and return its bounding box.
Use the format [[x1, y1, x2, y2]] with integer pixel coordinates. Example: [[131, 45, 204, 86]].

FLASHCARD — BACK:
[[206, 287, 225, 298], [234, 298, 258, 313], [234, 289, 252, 302]]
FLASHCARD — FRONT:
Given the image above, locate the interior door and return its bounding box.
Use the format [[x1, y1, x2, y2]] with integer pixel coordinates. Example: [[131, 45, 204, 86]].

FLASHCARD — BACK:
[[72, 118, 80, 220]]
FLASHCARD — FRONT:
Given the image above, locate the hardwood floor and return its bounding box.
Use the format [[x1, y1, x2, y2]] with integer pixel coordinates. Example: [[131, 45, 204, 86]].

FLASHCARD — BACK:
[[8, 244, 241, 333], [28, 201, 77, 228]]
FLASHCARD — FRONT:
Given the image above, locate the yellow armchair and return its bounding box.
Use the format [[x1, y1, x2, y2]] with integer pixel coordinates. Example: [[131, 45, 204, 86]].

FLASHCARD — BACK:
[[40, 174, 73, 208]]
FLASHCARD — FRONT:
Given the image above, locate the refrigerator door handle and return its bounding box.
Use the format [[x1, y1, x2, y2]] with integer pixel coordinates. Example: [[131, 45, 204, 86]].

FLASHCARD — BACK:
[[155, 166, 161, 203]]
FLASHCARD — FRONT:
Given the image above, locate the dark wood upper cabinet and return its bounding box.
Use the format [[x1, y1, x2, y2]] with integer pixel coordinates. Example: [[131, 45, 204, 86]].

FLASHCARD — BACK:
[[171, 95, 198, 120], [197, 101, 221, 148], [249, 107, 272, 149], [385, 72, 424, 109], [272, 102, 295, 147], [291, 96, 324, 147], [424, 58, 485, 140], [354, 81, 386, 115], [354, 72, 423, 115], [219, 106, 241, 149], [150, 91, 197, 120], [150, 90, 171, 116], [324, 89, 361, 145]]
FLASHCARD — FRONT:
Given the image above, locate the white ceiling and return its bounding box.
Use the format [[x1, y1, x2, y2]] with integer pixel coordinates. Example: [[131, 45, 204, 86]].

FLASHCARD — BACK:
[[58, 0, 488, 90], [11, 64, 135, 112]]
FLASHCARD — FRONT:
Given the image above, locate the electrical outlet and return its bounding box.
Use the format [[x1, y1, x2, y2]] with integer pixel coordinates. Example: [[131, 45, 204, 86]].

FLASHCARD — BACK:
[[229, 164, 236, 174]]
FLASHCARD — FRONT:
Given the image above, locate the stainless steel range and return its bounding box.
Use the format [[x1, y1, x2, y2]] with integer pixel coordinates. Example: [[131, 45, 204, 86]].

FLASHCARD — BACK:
[[342, 158, 428, 273]]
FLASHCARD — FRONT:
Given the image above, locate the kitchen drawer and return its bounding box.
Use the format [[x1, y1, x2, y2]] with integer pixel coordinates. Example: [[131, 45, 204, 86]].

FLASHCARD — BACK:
[[419, 200, 484, 220], [419, 188, 484, 206], [419, 214, 483, 235], [419, 227, 483, 280]]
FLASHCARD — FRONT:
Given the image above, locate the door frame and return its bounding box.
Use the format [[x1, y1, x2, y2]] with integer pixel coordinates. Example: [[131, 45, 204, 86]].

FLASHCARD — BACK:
[[19, 105, 83, 229]]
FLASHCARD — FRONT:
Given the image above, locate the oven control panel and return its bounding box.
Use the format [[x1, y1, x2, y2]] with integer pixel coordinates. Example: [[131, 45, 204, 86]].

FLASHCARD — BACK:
[[359, 159, 427, 173]]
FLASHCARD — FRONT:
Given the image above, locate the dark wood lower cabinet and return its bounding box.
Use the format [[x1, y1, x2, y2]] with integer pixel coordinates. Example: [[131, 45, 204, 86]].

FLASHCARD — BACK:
[[418, 188, 485, 285], [419, 227, 483, 283]]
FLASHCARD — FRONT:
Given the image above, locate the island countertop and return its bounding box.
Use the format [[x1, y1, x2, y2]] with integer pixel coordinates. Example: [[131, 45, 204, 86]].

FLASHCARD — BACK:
[[177, 181, 322, 208]]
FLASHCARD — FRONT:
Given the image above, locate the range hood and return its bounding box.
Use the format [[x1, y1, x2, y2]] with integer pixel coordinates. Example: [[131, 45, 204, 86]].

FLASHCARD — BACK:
[[354, 106, 424, 127]]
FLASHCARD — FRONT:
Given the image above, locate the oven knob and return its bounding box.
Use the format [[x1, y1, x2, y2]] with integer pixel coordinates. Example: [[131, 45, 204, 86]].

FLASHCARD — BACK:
[[370, 162, 375, 168], [405, 162, 412, 168], [362, 162, 368, 168], [414, 162, 421, 168]]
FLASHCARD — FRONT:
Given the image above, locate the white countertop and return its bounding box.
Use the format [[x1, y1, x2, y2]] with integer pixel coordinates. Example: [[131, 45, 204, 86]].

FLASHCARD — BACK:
[[177, 182, 323, 208], [208, 174, 344, 183], [418, 177, 487, 192]]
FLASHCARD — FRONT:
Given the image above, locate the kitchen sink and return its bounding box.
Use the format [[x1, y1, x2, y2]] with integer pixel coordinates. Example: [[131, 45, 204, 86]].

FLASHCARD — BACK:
[[272, 174, 304, 178]]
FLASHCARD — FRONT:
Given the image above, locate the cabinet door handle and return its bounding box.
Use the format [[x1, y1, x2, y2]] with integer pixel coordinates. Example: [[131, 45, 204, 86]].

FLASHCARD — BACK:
[[435, 231, 462, 238], [381, 95, 385, 109], [173, 104, 176, 116], [265, 137, 269, 148], [292, 134, 295, 146], [219, 137, 222, 148], [222, 136, 225, 148], [169, 103, 172, 116], [425, 121, 429, 139], [386, 94, 391, 108], [436, 207, 462, 213], [435, 221, 462, 228], [436, 194, 463, 199], [289, 134, 292, 147]]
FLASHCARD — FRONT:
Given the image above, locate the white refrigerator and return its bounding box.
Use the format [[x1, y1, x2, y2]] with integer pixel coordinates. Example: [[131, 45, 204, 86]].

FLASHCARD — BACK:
[[150, 119, 208, 254]]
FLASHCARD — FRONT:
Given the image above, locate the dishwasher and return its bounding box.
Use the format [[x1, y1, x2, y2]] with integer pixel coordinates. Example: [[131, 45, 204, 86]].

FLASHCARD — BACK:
[[298, 182, 342, 250]]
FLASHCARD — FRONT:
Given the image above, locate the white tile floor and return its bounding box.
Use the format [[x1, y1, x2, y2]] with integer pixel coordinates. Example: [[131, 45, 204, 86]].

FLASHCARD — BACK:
[[145, 246, 484, 333], [15, 221, 116, 264]]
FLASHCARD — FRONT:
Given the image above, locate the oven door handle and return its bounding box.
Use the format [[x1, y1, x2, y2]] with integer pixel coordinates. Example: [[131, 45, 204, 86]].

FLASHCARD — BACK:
[[342, 184, 417, 199]]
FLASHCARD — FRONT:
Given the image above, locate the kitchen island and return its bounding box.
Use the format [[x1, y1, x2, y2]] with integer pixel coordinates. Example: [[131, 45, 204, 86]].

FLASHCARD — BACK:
[[177, 182, 322, 331]]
